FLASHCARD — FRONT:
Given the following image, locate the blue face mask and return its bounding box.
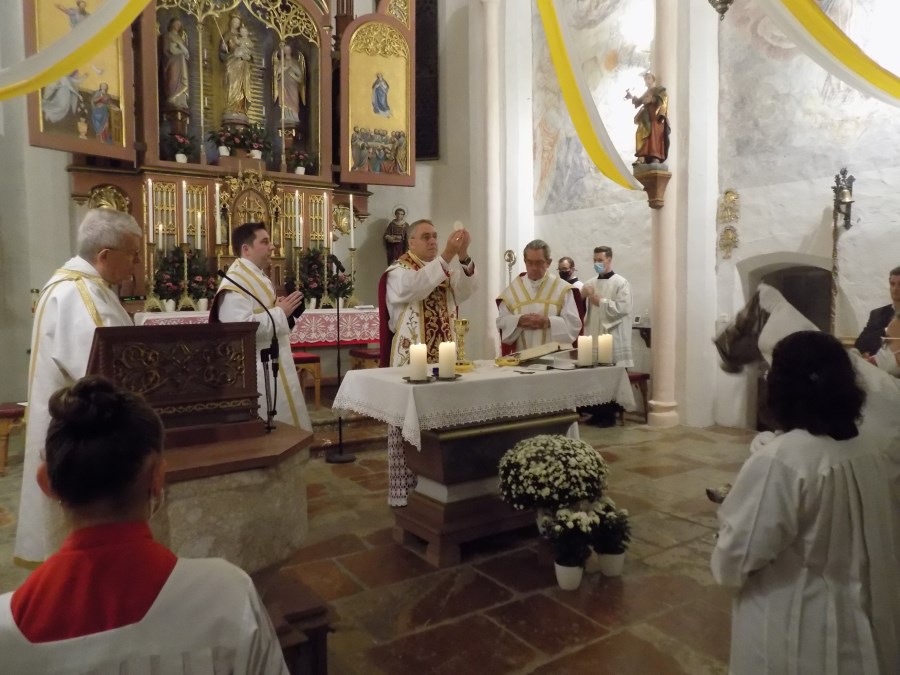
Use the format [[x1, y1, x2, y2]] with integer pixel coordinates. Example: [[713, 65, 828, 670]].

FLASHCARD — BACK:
[[594, 262, 606, 275]]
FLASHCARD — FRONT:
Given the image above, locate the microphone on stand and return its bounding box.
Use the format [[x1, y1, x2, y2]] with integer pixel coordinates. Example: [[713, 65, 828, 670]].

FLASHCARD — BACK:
[[216, 270, 280, 430]]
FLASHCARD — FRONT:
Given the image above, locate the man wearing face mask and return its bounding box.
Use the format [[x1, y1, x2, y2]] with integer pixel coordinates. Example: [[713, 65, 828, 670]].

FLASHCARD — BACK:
[[580, 246, 634, 368], [557, 257, 583, 290]]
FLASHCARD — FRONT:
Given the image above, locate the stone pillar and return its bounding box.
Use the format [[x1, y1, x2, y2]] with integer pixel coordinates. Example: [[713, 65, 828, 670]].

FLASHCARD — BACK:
[[648, 0, 679, 427], [482, 0, 502, 357]]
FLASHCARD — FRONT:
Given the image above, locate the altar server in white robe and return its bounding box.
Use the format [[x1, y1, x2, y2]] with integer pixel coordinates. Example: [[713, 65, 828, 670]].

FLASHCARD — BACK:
[[384, 219, 477, 506], [497, 240, 581, 351], [1, 376, 288, 675], [211, 222, 311, 431], [712, 303, 900, 674], [14, 208, 141, 568], [580, 245, 633, 367]]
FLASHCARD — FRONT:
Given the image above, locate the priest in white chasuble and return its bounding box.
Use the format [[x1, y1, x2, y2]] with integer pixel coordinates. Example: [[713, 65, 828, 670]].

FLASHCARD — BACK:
[[15, 209, 142, 567], [580, 245, 634, 367], [383, 219, 477, 506], [496, 240, 581, 351], [210, 222, 311, 432]]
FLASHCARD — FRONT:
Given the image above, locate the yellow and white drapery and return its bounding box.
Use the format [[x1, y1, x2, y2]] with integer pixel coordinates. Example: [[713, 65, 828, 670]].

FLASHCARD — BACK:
[[0, 0, 149, 102], [536, 0, 642, 191], [756, 0, 900, 108]]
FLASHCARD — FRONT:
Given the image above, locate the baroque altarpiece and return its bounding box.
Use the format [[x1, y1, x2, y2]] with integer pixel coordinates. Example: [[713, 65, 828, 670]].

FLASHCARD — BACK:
[[24, 0, 416, 301]]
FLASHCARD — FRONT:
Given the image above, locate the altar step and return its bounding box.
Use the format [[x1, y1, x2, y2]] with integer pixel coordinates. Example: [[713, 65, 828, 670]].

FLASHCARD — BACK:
[[306, 389, 388, 457]]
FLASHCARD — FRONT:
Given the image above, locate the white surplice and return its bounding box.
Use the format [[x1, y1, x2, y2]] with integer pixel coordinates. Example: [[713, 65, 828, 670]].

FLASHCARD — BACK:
[[496, 273, 580, 350], [711, 429, 900, 675], [582, 272, 634, 367], [214, 259, 311, 431], [0, 558, 289, 675], [14, 257, 133, 566]]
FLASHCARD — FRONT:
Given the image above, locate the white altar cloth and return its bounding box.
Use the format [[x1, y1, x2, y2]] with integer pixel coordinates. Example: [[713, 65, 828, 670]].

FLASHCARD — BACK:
[[332, 360, 635, 450]]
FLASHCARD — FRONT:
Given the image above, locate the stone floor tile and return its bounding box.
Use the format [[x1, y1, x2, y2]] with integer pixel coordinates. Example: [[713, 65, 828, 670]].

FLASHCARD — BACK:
[[486, 593, 609, 655], [280, 559, 364, 602], [348, 471, 388, 492], [282, 533, 368, 564], [630, 511, 715, 550], [362, 527, 395, 547], [473, 547, 556, 593], [358, 457, 388, 472], [648, 593, 732, 665], [337, 543, 436, 588], [366, 614, 537, 675]]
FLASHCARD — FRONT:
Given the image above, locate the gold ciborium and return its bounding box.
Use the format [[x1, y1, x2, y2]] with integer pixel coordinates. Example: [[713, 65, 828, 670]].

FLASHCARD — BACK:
[[454, 318, 474, 372]]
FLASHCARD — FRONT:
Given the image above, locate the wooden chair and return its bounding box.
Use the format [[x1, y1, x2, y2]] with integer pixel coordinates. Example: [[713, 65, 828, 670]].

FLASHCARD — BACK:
[[349, 346, 381, 370], [620, 372, 650, 425], [0, 403, 25, 476], [292, 351, 321, 410]]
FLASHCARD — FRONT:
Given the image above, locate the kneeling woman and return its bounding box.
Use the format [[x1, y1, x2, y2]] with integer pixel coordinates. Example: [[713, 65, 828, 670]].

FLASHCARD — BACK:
[[0, 376, 288, 674], [711, 331, 900, 674]]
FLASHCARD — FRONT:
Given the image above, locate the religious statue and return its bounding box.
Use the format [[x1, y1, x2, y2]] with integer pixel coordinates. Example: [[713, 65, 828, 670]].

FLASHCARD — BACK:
[[56, 1, 89, 28], [383, 207, 408, 264], [625, 72, 670, 165], [90, 82, 117, 144], [162, 17, 190, 113], [371, 72, 391, 118], [272, 43, 306, 126], [221, 17, 254, 123]]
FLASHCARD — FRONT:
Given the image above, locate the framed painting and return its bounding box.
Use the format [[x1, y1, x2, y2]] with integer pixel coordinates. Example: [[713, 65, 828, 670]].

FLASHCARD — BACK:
[[25, 0, 137, 162]]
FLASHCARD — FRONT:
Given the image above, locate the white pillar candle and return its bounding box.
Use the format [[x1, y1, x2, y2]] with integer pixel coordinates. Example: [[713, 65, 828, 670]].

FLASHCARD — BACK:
[[146, 178, 154, 244], [294, 190, 301, 246], [349, 194, 355, 248], [322, 191, 329, 245], [598, 334, 614, 364], [409, 343, 428, 381], [196, 210, 202, 251], [577, 336, 592, 367], [181, 180, 187, 243], [438, 341, 456, 378], [214, 183, 222, 245]]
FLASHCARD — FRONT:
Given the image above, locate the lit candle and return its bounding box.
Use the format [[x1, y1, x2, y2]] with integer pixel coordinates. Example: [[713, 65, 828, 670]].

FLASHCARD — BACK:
[[597, 334, 614, 364], [322, 191, 329, 244], [349, 194, 355, 249], [577, 336, 592, 367], [409, 343, 428, 381], [438, 341, 456, 378], [181, 181, 187, 243], [146, 178, 154, 244], [196, 210, 203, 251], [294, 190, 300, 247], [214, 183, 222, 245]]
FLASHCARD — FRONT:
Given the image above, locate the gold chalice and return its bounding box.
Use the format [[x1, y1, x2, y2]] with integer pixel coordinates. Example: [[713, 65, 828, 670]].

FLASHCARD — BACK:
[[454, 318, 474, 372]]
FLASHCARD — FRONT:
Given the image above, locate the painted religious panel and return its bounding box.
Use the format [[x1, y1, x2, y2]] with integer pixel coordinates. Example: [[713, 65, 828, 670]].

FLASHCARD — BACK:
[[340, 3, 415, 186], [25, 0, 136, 161]]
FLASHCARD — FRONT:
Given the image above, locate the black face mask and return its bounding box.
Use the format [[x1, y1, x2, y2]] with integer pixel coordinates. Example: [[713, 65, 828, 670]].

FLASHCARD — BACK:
[[558, 270, 572, 280]]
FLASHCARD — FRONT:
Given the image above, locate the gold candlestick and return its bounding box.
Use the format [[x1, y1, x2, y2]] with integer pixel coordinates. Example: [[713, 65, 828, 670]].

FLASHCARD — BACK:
[[454, 318, 474, 372], [144, 243, 164, 312], [175, 242, 198, 311]]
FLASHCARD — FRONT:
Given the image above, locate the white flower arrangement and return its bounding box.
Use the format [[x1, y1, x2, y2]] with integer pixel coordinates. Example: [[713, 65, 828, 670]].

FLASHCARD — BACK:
[[590, 497, 632, 555], [538, 507, 601, 566], [498, 434, 609, 511]]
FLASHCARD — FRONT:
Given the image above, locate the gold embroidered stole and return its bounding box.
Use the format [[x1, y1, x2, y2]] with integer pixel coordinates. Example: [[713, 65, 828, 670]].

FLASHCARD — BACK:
[[396, 253, 454, 362], [210, 258, 275, 321], [498, 274, 571, 348]]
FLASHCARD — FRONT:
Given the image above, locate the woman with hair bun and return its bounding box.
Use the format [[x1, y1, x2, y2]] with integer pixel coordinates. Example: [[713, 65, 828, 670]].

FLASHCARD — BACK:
[[0, 376, 288, 674], [711, 331, 900, 674]]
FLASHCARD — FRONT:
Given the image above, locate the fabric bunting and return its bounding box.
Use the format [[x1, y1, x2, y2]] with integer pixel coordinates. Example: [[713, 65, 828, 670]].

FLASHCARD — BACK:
[[756, 0, 900, 108], [536, 0, 641, 191], [0, 0, 150, 102]]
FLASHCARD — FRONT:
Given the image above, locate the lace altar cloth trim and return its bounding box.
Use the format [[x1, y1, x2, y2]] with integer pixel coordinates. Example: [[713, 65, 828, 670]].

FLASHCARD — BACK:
[[332, 360, 636, 449]]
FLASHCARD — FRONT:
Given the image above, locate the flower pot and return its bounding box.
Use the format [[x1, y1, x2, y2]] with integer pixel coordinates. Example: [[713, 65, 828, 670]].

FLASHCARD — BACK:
[[598, 552, 625, 577], [554, 562, 584, 590], [219, 146, 231, 157], [175, 153, 188, 163], [163, 299, 176, 313], [197, 298, 209, 312], [584, 551, 603, 574], [249, 149, 263, 160], [294, 166, 306, 175], [307, 297, 317, 310]]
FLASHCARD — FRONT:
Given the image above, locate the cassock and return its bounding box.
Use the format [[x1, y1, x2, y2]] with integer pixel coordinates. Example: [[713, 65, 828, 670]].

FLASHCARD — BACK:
[[383, 252, 477, 506], [496, 273, 580, 350], [582, 271, 634, 367], [211, 258, 311, 431], [1, 523, 287, 674], [15, 257, 132, 567]]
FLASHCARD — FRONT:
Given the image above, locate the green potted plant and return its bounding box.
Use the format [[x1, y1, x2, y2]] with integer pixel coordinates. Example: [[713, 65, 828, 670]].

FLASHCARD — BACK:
[[589, 498, 631, 577], [537, 507, 599, 590], [244, 123, 272, 160], [169, 132, 195, 163], [207, 126, 244, 157], [188, 272, 218, 311], [298, 247, 325, 308], [326, 271, 353, 307], [287, 148, 313, 175]]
